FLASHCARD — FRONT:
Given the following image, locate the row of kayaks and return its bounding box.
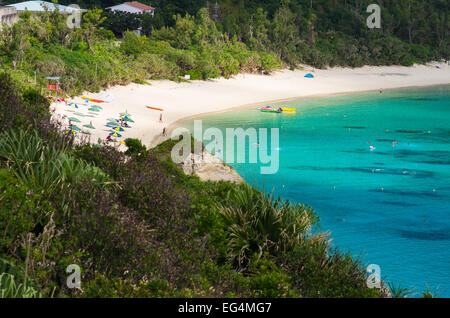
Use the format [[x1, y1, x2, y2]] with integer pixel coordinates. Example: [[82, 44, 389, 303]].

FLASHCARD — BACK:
[[259, 106, 296, 113]]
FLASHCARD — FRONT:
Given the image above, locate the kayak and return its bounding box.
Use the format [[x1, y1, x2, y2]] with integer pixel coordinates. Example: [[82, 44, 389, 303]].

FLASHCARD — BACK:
[[81, 96, 105, 103], [146, 106, 164, 111], [281, 107, 296, 113], [260, 106, 282, 113]]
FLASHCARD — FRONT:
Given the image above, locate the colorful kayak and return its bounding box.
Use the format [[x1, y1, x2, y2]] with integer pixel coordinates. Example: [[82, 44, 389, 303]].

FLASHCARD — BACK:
[[81, 96, 105, 103], [260, 106, 282, 113], [281, 107, 296, 113]]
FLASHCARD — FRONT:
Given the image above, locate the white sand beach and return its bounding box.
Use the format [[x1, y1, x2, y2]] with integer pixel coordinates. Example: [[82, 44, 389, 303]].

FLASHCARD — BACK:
[[51, 62, 450, 149]]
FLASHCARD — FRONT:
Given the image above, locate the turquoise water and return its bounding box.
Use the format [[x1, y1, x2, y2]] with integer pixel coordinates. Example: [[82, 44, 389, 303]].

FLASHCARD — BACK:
[[182, 85, 450, 297]]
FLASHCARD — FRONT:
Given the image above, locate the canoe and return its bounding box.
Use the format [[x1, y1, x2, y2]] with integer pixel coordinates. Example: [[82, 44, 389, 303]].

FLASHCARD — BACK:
[[260, 106, 282, 113], [81, 96, 105, 103], [146, 106, 164, 111]]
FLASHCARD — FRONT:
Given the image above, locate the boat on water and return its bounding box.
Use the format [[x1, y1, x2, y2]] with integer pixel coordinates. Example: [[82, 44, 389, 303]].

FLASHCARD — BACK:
[[259, 106, 296, 113], [259, 106, 282, 113]]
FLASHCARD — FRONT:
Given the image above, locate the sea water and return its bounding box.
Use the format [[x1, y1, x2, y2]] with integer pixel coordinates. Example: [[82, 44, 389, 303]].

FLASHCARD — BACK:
[[182, 85, 450, 297]]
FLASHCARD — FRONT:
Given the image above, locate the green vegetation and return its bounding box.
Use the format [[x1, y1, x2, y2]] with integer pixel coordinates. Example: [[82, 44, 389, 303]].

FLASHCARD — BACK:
[[0, 72, 388, 297], [218, 183, 322, 266], [0, 129, 112, 192], [0, 7, 282, 95], [1, 1, 448, 96], [387, 281, 415, 298], [1, 0, 446, 298], [0, 272, 41, 298]]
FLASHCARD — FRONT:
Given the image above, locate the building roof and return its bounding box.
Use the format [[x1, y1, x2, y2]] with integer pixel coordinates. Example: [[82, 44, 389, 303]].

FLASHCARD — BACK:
[[124, 2, 155, 11], [6, 1, 83, 13]]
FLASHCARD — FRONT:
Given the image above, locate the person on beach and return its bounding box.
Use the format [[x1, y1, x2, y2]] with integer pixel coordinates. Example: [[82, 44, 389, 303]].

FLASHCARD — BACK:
[[162, 127, 166, 136], [106, 135, 111, 142], [380, 88, 383, 94], [159, 112, 163, 123]]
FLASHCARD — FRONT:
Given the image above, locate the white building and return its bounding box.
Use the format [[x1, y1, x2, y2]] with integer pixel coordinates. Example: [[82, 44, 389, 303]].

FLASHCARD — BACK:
[[0, 6, 18, 31], [6, 1, 84, 14], [107, 1, 155, 16]]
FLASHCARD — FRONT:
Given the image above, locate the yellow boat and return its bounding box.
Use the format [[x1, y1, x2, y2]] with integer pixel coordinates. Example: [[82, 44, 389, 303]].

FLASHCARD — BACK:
[[281, 107, 296, 113]]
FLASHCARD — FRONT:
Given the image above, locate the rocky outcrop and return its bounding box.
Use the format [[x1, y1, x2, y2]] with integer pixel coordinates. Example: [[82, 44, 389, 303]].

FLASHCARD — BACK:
[[182, 151, 244, 183]]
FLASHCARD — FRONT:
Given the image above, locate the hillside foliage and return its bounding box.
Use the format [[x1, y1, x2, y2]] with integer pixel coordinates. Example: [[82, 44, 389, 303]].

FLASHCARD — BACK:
[[0, 0, 448, 95], [0, 72, 386, 297], [0, 0, 444, 298]]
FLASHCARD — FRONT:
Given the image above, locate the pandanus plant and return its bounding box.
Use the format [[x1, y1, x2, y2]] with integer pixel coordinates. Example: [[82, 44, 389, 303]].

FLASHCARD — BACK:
[[0, 129, 112, 193], [218, 183, 327, 267], [0, 272, 41, 298]]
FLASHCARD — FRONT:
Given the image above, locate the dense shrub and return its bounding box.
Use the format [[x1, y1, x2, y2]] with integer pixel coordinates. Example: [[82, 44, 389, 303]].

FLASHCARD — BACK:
[[124, 138, 147, 156], [0, 72, 32, 132], [120, 31, 148, 57], [280, 244, 381, 298], [248, 256, 296, 298], [0, 169, 53, 257]]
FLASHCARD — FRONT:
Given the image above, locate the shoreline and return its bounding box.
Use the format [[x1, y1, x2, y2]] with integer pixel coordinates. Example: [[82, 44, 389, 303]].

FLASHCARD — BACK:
[[157, 82, 450, 147], [52, 62, 450, 152]]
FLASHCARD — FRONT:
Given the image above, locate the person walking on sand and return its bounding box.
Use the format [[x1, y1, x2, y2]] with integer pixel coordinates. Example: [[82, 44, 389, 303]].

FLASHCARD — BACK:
[[162, 127, 166, 137], [159, 112, 163, 123]]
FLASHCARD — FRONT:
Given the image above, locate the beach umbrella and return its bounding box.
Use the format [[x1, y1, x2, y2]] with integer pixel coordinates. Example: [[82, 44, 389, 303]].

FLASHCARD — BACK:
[[107, 121, 118, 126], [109, 132, 122, 137], [304, 73, 314, 78], [71, 125, 81, 131], [91, 105, 103, 110], [112, 126, 125, 132], [68, 103, 79, 109], [107, 118, 118, 123], [120, 110, 131, 117], [122, 116, 134, 123], [88, 107, 101, 112], [74, 112, 86, 117], [65, 129, 77, 135], [83, 121, 96, 129], [68, 117, 82, 123]]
